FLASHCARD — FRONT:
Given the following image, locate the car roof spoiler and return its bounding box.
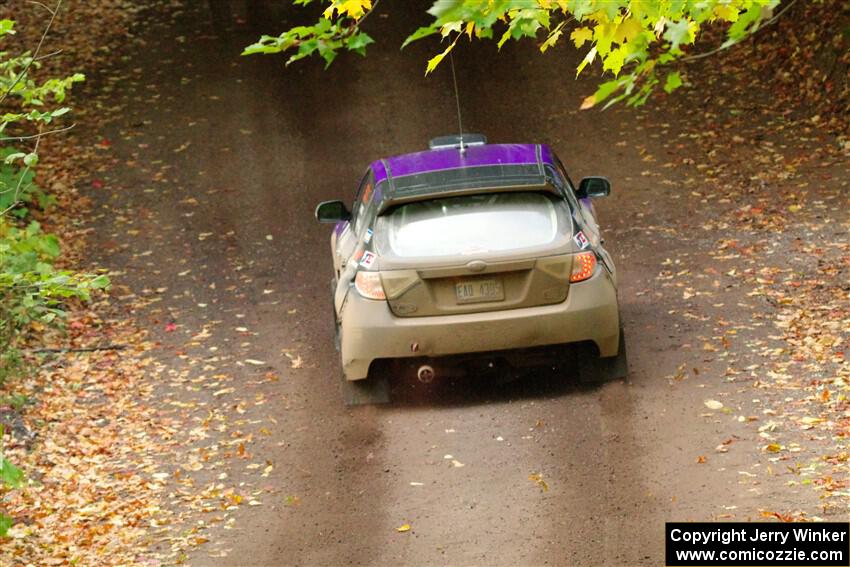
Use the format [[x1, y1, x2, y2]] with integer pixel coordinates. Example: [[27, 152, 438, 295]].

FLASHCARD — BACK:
[[428, 134, 487, 150]]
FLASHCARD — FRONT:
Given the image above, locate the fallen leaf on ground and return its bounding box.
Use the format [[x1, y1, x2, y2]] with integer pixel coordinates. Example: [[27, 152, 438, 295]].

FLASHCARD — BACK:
[[528, 473, 549, 492]]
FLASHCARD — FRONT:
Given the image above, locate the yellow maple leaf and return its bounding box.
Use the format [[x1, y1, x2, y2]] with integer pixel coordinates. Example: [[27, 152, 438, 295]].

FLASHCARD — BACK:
[[324, 0, 372, 21], [570, 27, 593, 48], [714, 5, 740, 22], [425, 40, 456, 75], [576, 45, 597, 76], [540, 25, 564, 53], [602, 45, 626, 76], [615, 18, 643, 43]]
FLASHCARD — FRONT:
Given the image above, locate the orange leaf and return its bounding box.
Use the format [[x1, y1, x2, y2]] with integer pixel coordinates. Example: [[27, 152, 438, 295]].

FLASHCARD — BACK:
[[580, 95, 597, 110]]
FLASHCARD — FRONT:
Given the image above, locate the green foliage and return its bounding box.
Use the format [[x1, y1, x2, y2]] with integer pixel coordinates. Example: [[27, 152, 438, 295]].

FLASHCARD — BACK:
[[0, 147, 54, 216], [246, 0, 786, 107], [0, 456, 23, 490], [0, 512, 12, 537], [0, 10, 101, 538], [1, 13, 104, 383], [0, 393, 30, 411], [0, 18, 85, 173], [0, 19, 15, 39], [243, 21, 374, 67], [0, 424, 23, 537], [0, 218, 109, 382], [0, 430, 23, 490]]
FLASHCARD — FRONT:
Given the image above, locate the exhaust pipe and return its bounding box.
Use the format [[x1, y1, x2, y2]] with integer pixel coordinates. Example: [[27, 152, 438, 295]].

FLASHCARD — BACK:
[[417, 365, 435, 384]]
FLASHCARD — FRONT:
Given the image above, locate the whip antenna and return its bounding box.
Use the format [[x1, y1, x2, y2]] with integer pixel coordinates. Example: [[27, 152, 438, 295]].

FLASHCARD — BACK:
[[449, 52, 465, 153]]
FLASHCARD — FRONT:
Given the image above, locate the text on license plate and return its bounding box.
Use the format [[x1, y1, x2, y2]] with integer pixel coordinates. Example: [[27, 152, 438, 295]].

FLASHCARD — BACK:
[[455, 278, 504, 304]]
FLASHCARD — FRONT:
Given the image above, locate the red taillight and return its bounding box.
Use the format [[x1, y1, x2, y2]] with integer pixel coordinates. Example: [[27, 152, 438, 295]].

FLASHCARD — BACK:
[[570, 252, 597, 283], [354, 271, 386, 300]]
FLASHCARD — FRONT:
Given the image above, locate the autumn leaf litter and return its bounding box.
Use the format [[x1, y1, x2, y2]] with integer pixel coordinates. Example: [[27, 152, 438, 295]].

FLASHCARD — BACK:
[[0, 0, 847, 562], [0, 2, 271, 563], [639, 0, 848, 520]]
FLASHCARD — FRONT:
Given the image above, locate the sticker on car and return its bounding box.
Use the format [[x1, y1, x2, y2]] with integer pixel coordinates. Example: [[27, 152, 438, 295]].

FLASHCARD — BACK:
[[574, 231, 589, 250], [360, 251, 376, 268]]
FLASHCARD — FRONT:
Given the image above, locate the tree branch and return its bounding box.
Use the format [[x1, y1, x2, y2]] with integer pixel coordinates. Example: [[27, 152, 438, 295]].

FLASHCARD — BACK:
[[26, 1, 57, 16], [34, 48, 63, 61], [0, 0, 63, 107], [0, 122, 76, 142], [30, 344, 128, 354], [681, 0, 799, 63]]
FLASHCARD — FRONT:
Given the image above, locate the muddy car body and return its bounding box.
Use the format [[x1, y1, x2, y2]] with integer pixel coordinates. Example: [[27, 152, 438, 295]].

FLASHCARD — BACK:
[[316, 136, 626, 399]]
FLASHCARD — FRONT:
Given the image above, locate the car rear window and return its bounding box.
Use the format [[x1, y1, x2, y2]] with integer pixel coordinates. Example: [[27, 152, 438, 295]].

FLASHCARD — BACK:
[[384, 192, 561, 257]]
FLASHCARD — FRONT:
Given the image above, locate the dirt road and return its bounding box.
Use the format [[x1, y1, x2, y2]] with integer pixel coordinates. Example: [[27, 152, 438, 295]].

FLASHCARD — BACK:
[[86, 2, 825, 565]]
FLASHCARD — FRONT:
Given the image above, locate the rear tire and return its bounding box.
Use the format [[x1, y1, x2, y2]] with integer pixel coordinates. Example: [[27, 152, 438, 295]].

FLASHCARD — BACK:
[[339, 370, 390, 406], [579, 327, 628, 384]]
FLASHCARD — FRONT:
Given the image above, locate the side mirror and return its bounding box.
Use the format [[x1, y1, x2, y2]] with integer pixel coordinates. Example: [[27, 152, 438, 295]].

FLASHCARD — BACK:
[[315, 200, 351, 223], [576, 176, 611, 199]]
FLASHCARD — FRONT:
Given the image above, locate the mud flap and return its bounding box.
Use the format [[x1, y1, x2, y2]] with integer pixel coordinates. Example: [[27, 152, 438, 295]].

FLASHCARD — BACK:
[[340, 374, 390, 406], [579, 327, 628, 384]]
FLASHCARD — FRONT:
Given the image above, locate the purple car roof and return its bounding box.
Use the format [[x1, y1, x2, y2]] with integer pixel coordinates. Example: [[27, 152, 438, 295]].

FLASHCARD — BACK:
[[371, 143, 555, 184]]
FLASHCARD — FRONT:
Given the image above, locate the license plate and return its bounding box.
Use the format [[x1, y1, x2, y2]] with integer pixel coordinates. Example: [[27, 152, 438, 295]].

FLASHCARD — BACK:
[[455, 278, 504, 304]]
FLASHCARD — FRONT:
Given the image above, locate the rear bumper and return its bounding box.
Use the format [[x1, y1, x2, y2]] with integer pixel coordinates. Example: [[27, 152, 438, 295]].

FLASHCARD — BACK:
[[339, 268, 620, 380]]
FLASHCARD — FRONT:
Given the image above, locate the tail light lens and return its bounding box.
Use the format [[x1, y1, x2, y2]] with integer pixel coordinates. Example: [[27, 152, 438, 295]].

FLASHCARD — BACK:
[[354, 271, 386, 300], [570, 252, 597, 283]]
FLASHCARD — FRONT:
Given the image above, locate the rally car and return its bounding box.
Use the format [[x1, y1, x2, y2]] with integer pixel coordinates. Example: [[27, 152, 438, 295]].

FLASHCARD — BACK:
[[316, 135, 627, 404]]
